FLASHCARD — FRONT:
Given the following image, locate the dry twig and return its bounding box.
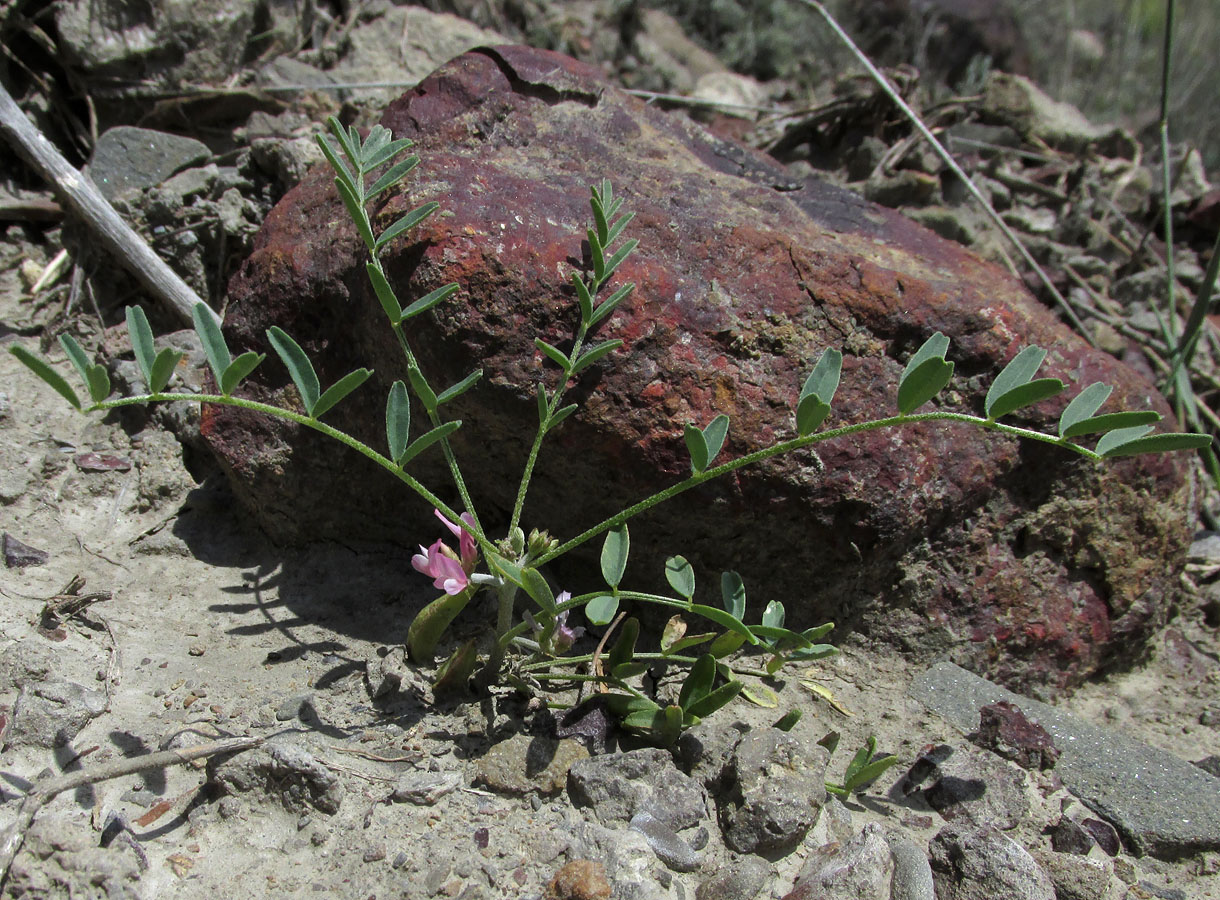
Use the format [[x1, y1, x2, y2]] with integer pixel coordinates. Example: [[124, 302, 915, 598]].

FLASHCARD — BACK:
[[0, 78, 218, 327], [0, 735, 262, 886]]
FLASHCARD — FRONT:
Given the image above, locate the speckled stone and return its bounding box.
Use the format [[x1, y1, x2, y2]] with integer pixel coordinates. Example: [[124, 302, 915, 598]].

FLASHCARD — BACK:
[[474, 734, 589, 795], [911, 662, 1220, 859]]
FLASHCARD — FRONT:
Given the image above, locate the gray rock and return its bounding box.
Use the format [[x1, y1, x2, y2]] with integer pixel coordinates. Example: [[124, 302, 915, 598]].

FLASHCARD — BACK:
[[209, 738, 344, 814], [1050, 817, 1097, 855], [366, 646, 409, 698], [275, 692, 315, 722], [57, 0, 259, 87], [249, 136, 324, 191], [676, 719, 749, 789], [901, 743, 1030, 830], [694, 856, 771, 900], [720, 728, 828, 854], [391, 771, 461, 806], [328, 5, 505, 104], [929, 824, 1055, 900], [568, 748, 710, 831], [981, 72, 1115, 151], [89, 127, 210, 201], [629, 811, 703, 872], [475, 734, 589, 796], [9, 678, 106, 748], [784, 823, 893, 900], [888, 833, 936, 900], [5, 820, 141, 899], [910, 661, 1220, 858], [1031, 849, 1113, 900]]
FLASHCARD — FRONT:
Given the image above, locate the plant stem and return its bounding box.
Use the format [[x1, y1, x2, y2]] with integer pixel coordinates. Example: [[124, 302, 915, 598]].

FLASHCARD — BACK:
[[509, 320, 590, 534], [535, 411, 1101, 566], [95, 392, 497, 557]]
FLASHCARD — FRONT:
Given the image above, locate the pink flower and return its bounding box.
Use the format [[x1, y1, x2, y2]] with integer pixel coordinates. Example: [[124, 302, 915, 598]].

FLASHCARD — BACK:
[[412, 539, 468, 594], [436, 509, 478, 572], [412, 509, 480, 595]]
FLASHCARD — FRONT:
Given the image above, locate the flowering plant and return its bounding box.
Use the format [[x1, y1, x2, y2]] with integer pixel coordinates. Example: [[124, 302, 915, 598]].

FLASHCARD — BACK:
[[12, 117, 1210, 744]]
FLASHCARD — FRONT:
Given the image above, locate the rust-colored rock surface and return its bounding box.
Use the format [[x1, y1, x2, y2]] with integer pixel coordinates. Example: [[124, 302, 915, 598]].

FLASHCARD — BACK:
[[209, 45, 1192, 693]]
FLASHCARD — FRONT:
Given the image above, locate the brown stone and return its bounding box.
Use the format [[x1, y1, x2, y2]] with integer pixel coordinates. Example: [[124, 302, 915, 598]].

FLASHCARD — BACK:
[[544, 860, 611, 900], [209, 45, 1193, 693]]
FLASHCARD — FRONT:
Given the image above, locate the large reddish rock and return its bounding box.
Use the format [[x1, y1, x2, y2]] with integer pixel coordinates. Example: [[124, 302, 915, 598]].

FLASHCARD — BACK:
[[208, 46, 1192, 693]]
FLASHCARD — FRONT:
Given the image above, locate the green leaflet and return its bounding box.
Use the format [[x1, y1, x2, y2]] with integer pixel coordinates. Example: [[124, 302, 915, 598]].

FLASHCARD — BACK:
[[664, 556, 695, 600], [585, 594, 619, 626], [720, 571, 746, 620], [399, 421, 461, 466], [1099, 431, 1213, 458], [985, 345, 1046, 415], [432, 640, 478, 696], [126, 306, 184, 393], [1061, 410, 1160, 440], [607, 617, 639, 672], [193, 301, 230, 384], [59, 335, 110, 403], [897, 332, 953, 414], [1059, 382, 1113, 436], [600, 524, 630, 588], [677, 653, 716, 711], [684, 678, 743, 720], [535, 338, 571, 371], [376, 201, 439, 253], [436, 369, 483, 405], [407, 365, 437, 414], [312, 368, 372, 419], [985, 378, 1065, 420], [220, 352, 265, 397], [402, 283, 459, 322], [691, 604, 756, 643], [366, 263, 402, 323], [9, 345, 81, 410], [385, 381, 410, 463], [266, 327, 320, 412]]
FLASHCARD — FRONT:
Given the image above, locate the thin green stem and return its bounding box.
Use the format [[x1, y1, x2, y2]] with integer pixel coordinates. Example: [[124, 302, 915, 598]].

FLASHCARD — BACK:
[[509, 321, 590, 534], [535, 412, 1101, 566], [94, 392, 498, 558]]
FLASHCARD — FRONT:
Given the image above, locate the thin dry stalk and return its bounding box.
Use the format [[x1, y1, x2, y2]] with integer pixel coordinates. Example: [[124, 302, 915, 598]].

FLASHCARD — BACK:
[[794, 0, 1094, 343], [0, 735, 262, 886]]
